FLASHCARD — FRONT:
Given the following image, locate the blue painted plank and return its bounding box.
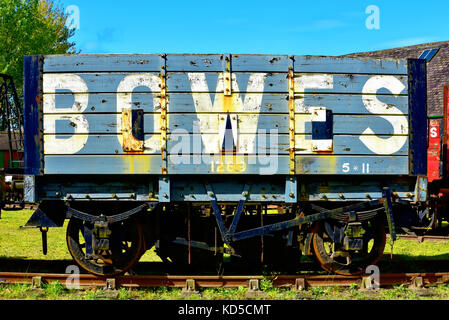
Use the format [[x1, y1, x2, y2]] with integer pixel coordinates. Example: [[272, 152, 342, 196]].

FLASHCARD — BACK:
[[168, 93, 289, 114], [171, 180, 286, 202], [168, 114, 289, 134], [24, 55, 43, 175], [293, 74, 408, 94], [43, 134, 161, 155], [44, 155, 163, 174], [43, 93, 159, 114], [165, 54, 224, 72], [294, 56, 408, 75], [407, 59, 427, 175], [42, 72, 408, 95], [295, 134, 409, 155], [44, 54, 162, 72], [43, 113, 409, 136], [305, 178, 417, 200], [295, 155, 409, 175], [167, 114, 409, 135], [44, 55, 408, 75], [295, 94, 408, 115], [43, 93, 408, 116], [231, 54, 289, 72], [43, 73, 161, 94], [167, 72, 408, 94], [167, 72, 288, 93], [42, 133, 408, 156], [168, 155, 290, 175]]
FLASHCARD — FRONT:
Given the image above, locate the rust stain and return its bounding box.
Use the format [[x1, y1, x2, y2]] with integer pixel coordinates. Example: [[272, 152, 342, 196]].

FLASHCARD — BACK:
[[121, 109, 144, 152]]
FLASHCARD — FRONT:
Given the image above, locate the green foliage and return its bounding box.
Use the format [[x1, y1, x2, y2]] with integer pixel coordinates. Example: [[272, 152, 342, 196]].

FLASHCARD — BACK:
[[0, 0, 76, 95]]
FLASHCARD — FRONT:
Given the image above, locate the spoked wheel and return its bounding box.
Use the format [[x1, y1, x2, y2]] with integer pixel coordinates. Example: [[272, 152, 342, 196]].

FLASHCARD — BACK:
[[66, 217, 144, 276], [312, 215, 386, 276]]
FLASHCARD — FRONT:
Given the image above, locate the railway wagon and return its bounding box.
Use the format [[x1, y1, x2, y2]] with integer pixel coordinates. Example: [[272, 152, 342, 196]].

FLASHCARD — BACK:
[[426, 85, 449, 229], [23, 54, 428, 276]]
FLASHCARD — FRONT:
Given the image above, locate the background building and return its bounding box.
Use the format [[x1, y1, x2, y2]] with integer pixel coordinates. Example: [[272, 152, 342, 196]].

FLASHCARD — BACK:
[[344, 40, 449, 116]]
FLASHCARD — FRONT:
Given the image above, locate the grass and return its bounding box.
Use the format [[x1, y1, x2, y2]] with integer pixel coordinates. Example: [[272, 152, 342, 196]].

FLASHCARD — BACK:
[[0, 209, 161, 262], [2, 209, 449, 300]]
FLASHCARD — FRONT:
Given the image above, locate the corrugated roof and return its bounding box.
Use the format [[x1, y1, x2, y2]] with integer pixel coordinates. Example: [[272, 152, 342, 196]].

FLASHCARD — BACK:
[[343, 40, 449, 116]]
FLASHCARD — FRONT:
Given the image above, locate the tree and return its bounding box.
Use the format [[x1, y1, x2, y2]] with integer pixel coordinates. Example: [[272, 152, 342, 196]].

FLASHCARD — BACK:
[[0, 0, 77, 95]]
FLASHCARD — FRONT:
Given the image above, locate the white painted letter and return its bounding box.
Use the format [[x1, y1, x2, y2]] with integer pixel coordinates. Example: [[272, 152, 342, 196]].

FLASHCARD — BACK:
[[43, 74, 89, 154], [360, 76, 408, 155]]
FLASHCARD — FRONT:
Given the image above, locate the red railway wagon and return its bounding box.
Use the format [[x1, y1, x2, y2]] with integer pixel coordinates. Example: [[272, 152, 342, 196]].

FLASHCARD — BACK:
[[427, 85, 449, 229]]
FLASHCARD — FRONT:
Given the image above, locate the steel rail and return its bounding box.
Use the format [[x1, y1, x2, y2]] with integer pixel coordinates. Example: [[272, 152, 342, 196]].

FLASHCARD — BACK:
[[1, 272, 448, 290], [394, 234, 449, 242]]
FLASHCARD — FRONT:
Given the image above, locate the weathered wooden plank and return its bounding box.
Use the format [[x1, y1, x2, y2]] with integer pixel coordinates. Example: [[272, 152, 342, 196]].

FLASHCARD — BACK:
[[43, 151, 408, 174], [295, 135, 408, 155], [43, 114, 161, 134], [304, 178, 416, 200], [43, 113, 410, 136], [168, 114, 409, 135], [43, 73, 161, 94], [231, 54, 289, 72], [169, 93, 289, 113], [295, 114, 409, 135], [407, 59, 427, 175], [168, 73, 408, 94], [42, 72, 408, 96], [42, 133, 408, 156], [167, 133, 408, 155], [165, 54, 224, 72], [44, 155, 163, 174], [24, 55, 43, 175], [293, 74, 408, 94], [171, 181, 286, 202], [43, 93, 160, 114], [167, 133, 289, 155], [44, 54, 162, 72], [168, 114, 289, 134], [293, 56, 408, 75], [44, 54, 408, 75], [295, 94, 408, 115], [43, 92, 408, 116], [43, 134, 161, 155], [168, 155, 290, 175], [167, 72, 287, 93], [295, 155, 409, 175]]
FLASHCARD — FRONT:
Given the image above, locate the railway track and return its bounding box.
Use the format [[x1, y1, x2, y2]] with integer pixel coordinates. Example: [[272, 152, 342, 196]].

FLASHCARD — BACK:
[[396, 234, 449, 242], [1, 271, 448, 291]]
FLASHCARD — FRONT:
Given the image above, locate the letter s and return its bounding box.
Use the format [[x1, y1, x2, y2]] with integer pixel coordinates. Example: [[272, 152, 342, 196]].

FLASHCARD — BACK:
[[359, 76, 408, 155]]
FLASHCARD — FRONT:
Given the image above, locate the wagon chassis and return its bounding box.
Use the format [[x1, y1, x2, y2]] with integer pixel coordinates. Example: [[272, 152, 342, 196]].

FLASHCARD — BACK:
[[28, 184, 397, 276]]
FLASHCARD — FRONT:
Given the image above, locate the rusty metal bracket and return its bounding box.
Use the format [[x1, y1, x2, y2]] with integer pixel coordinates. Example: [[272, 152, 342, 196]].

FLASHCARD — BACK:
[[223, 54, 232, 96], [288, 56, 295, 175], [160, 54, 168, 175]]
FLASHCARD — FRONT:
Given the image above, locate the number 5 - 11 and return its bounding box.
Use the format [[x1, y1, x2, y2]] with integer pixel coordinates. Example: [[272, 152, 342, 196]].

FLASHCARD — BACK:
[[342, 162, 370, 173]]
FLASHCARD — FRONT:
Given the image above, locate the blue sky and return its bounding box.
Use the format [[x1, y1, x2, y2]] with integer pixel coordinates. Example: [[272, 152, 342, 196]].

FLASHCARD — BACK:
[[60, 0, 449, 56]]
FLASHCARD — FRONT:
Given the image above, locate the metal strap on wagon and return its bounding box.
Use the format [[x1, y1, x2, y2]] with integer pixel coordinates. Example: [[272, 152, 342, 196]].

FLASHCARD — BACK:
[[66, 202, 156, 224]]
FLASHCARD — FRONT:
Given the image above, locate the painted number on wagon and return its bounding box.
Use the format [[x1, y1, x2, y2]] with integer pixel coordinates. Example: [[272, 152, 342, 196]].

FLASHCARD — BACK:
[[342, 162, 370, 173]]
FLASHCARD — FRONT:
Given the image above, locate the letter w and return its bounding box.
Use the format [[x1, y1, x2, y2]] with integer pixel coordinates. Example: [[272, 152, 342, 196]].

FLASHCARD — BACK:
[[188, 73, 266, 154]]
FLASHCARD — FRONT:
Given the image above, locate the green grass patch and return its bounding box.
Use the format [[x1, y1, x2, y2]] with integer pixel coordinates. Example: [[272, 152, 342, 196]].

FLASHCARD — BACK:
[[0, 209, 161, 262], [383, 238, 449, 260]]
